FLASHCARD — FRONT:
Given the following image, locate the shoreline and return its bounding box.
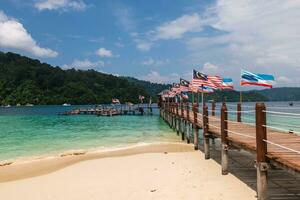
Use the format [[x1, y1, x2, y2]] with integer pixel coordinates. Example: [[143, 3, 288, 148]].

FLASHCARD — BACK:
[[0, 142, 194, 182]]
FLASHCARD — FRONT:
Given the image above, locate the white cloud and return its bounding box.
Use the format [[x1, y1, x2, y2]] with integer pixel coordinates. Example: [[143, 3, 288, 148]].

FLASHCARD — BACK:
[[152, 13, 206, 40], [202, 62, 220, 74], [180, 0, 300, 87], [96, 48, 113, 57], [62, 59, 104, 70], [141, 58, 169, 67], [35, 0, 87, 11], [0, 11, 58, 58], [140, 71, 179, 84], [136, 40, 152, 51], [113, 4, 136, 31]]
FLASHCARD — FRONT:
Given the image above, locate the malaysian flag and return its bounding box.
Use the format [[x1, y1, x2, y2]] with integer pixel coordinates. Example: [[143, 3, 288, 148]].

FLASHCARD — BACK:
[[192, 69, 221, 89], [171, 83, 181, 94], [179, 78, 190, 92]]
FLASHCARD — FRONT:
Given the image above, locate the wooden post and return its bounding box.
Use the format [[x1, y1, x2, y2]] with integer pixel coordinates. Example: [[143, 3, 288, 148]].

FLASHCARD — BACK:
[[186, 122, 190, 143], [180, 102, 184, 140], [187, 102, 190, 122], [212, 101, 216, 116], [237, 103, 242, 122], [256, 103, 268, 200], [176, 103, 179, 135], [203, 105, 210, 159], [193, 102, 199, 150], [221, 103, 228, 175]]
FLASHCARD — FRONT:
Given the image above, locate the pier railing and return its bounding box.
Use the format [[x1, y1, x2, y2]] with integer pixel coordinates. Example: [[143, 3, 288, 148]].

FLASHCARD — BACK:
[[160, 101, 300, 200]]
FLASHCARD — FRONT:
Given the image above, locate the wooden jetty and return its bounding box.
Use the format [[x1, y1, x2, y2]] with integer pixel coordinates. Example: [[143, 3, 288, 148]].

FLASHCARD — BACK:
[[159, 101, 300, 200], [62, 104, 156, 116]]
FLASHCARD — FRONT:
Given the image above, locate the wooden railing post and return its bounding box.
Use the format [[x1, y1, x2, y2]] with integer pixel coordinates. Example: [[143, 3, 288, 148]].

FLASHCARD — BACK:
[[180, 102, 184, 140], [221, 103, 228, 175], [172, 102, 175, 130], [176, 103, 179, 135], [203, 105, 210, 159], [212, 101, 216, 116], [193, 103, 199, 150], [237, 103, 242, 122], [256, 103, 268, 200], [187, 102, 190, 121]]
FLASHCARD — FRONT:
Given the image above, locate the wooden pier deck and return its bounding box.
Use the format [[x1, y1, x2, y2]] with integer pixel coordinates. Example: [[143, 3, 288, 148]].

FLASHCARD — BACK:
[[183, 110, 300, 173], [62, 105, 156, 116], [160, 102, 300, 199]]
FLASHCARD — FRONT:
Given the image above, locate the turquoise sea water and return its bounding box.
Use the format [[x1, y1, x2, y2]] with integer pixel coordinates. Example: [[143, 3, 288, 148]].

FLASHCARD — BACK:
[[1, 102, 299, 162], [0, 105, 179, 161]]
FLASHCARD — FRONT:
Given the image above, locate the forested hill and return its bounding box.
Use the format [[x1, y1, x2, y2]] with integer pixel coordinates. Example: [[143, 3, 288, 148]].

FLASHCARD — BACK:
[[0, 52, 152, 105], [1, 51, 300, 105], [256, 87, 300, 101]]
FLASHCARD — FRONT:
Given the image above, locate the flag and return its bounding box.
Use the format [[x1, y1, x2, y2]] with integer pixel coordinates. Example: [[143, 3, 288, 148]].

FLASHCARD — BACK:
[[139, 95, 145, 103], [221, 78, 234, 89], [189, 83, 199, 93], [112, 98, 120, 104], [179, 78, 190, 92], [192, 69, 221, 89], [198, 85, 214, 93], [208, 75, 223, 89], [139, 95, 145, 100], [241, 70, 275, 88], [181, 92, 189, 100], [171, 83, 181, 94]]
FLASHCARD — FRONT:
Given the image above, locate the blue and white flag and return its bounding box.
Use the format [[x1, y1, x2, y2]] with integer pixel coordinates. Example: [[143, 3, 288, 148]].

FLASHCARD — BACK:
[[221, 78, 234, 89], [241, 70, 275, 88], [199, 85, 214, 93]]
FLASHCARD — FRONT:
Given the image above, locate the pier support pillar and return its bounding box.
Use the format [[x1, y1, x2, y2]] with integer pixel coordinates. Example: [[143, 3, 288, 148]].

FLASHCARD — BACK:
[[186, 123, 190, 144], [176, 118, 180, 135], [203, 105, 210, 159], [181, 119, 185, 141], [256, 103, 268, 200], [221, 103, 229, 175], [193, 125, 199, 150]]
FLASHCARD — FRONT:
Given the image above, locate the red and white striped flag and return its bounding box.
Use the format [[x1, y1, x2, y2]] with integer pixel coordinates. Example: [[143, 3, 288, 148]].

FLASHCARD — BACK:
[[192, 69, 222, 89]]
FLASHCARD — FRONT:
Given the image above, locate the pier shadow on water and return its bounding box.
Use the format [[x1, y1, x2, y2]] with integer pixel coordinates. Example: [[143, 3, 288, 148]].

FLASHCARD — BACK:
[[195, 136, 300, 200]]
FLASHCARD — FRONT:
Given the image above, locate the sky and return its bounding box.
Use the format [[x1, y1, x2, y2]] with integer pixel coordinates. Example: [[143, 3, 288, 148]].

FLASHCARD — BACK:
[[0, 0, 300, 89]]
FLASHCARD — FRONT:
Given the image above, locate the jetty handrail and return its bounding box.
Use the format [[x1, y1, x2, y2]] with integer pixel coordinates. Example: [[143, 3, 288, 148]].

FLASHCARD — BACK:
[[225, 129, 256, 139], [263, 139, 300, 154], [225, 110, 256, 113], [263, 125, 300, 134], [160, 100, 300, 200], [267, 121, 300, 129], [268, 106, 300, 110], [263, 110, 300, 116]]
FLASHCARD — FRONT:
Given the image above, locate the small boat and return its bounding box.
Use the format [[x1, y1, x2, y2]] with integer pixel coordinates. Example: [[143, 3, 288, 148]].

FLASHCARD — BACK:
[[16, 103, 21, 107], [62, 103, 71, 106], [5, 104, 11, 108], [25, 103, 34, 107], [289, 102, 293, 106]]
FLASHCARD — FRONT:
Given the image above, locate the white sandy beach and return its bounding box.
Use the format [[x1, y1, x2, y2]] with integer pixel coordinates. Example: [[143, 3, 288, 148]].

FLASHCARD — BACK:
[[0, 143, 256, 200]]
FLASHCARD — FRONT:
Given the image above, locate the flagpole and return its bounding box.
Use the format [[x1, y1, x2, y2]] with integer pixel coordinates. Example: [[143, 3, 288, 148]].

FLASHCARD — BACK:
[[240, 90, 242, 104], [201, 84, 204, 109], [192, 92, 195, 104]]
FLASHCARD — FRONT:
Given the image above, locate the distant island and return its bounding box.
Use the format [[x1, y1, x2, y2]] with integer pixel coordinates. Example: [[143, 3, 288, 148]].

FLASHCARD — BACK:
[[0, 51, 300, 105]]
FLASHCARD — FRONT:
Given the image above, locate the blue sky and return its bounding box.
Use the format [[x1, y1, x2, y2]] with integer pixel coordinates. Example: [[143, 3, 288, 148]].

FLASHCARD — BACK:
[[0, 0, 300, 89]]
